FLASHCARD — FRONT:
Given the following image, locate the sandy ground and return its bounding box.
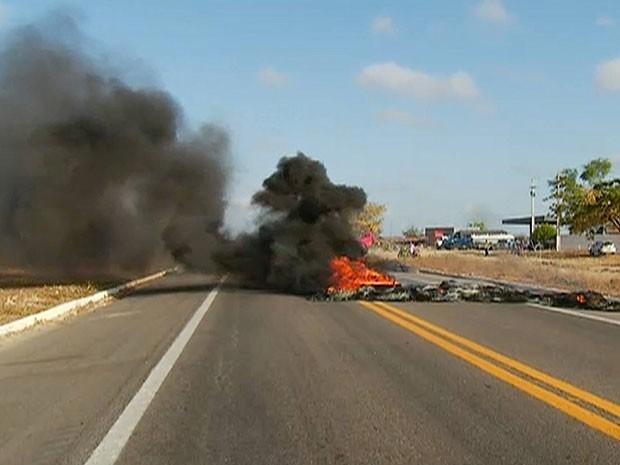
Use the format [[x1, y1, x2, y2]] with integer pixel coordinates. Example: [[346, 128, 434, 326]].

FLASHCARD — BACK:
[[395, 248, 620, 298]]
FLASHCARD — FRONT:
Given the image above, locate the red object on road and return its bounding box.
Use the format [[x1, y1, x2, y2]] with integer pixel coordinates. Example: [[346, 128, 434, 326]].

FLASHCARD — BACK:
[[359, 232, 375, 248]]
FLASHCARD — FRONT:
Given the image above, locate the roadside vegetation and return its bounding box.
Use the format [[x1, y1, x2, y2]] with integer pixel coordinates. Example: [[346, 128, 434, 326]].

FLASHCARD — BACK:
[[549, 158, 620, 235], [531, 224, 557, 249], [0, 272, 119, 325], [354, 202, 387, 236]]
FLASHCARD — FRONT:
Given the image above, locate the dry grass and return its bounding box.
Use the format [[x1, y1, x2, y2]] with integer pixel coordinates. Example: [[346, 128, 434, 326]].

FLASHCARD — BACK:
[[0, 284, 99, 325], [407, 249, 620, 297], [0, 271, 122, 325]]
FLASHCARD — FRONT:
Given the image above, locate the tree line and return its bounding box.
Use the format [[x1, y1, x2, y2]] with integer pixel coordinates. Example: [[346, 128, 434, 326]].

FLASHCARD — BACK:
[[548, 158, 619, 235]]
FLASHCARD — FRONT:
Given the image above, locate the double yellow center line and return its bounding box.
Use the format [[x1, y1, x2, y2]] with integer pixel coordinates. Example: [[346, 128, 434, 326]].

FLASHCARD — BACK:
[[360, 301, 620, 441]]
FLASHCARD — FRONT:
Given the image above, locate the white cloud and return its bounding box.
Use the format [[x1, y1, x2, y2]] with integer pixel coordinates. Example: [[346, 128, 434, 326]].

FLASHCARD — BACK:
[[474, 0, 512, 25], [596, 57, 620, 91], [358, 62, 481, 102], [257, 67, 288, 87], [596, 16, 615, 27], [371, 16, 396, 35]]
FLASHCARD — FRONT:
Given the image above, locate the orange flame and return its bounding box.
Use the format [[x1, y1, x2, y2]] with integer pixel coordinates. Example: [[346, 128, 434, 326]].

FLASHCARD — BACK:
[[328, 256, 397, 291]]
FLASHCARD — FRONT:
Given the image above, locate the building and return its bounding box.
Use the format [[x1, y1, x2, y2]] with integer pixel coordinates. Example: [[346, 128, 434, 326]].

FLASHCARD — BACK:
[[559, 234, 620, 252]]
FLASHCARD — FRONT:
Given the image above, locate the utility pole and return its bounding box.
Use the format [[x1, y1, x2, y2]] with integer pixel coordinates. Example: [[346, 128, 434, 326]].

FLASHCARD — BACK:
[[530, 178, 536, 240], [554, 173, 561, 252]]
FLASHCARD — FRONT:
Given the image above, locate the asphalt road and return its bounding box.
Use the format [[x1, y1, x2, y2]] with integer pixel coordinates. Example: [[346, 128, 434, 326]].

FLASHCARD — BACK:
[[0, 272, 618, 464]]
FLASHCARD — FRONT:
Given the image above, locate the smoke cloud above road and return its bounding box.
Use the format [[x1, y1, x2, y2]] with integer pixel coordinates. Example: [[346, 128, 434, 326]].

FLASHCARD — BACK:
[[0, 14, 230, 278], [216, 153, 367, 293]]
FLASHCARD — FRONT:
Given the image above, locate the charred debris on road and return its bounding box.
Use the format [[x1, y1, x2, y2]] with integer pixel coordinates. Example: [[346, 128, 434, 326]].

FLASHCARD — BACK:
[[312, 260, 620, 312], [313, 280, 620, 312]]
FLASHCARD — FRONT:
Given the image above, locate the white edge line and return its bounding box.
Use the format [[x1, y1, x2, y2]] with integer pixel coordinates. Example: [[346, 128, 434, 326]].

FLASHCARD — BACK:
[[527, 303, 620, 327], [84, 282, 222, 465], [0, 269, 172, 338]]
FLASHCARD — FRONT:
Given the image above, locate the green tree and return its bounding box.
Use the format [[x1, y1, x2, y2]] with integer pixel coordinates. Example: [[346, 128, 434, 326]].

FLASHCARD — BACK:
[[548, 168, 580, 231], [548, 158, 620, 234], [531, 224, 556, 248], [402, 225, 422, 237], [580, 158, 612, 185], [467, 220, 486, 230], [580, 179, 620, 232], [354, 202, 387, 236]]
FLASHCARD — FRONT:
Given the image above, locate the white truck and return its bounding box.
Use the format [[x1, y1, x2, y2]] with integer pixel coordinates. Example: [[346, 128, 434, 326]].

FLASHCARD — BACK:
[[470, 230, 515, 249], [447, 229, 515, 250]]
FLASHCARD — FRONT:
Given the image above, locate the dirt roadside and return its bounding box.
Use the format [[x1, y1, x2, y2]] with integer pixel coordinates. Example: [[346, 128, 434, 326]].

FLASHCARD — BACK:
[[0, 273, 122, 325], [398, 249, 620, 298]]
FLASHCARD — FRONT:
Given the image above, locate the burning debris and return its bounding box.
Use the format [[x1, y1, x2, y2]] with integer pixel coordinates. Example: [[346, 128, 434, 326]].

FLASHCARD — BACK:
[[315, 263, 620, 312], [328, 256, 396, 291], [311, 254, 620, 311], [0, 14, 229, 278], [216, 153, 367, 293]]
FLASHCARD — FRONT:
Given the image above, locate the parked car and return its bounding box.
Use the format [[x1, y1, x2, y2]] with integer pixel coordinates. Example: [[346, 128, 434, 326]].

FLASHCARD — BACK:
[[589, 240, 617, 256]]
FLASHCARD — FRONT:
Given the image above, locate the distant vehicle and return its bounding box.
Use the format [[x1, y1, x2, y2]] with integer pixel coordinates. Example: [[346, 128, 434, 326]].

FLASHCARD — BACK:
[[442, 230, 515, 250], [435, 235, 449, 249], [589, 240, 616, 256], [447, 231, 473, 249], [470, 230, 515, 249]]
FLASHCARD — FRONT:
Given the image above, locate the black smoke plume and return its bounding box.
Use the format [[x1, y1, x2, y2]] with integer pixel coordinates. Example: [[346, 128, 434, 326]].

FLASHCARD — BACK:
[[217, 153, 367, 293], [0, 15, 229, 278]]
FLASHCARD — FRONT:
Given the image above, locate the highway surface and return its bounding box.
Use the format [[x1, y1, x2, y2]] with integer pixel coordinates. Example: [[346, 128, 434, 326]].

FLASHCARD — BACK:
[[0, 271, 618, 464]]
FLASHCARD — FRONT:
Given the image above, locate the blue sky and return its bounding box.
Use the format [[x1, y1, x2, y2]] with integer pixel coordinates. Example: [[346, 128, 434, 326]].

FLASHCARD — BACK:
[[1, 0, 619, 234]]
